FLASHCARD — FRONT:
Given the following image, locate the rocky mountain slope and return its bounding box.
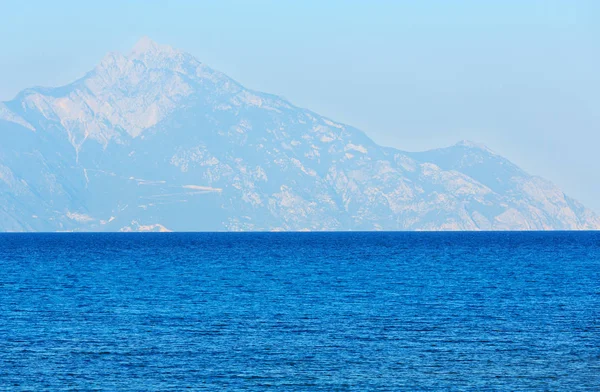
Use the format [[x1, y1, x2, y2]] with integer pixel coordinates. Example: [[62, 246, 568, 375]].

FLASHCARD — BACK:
[[0, 37, 598, 232]]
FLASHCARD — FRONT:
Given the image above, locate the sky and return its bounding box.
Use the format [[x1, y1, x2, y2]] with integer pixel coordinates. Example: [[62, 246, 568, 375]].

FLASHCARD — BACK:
[[1, 0, 599, 211]]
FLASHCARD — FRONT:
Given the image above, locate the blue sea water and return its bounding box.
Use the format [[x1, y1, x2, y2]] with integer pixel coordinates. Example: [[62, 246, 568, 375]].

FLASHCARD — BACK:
[[0, 232, 599, 391]]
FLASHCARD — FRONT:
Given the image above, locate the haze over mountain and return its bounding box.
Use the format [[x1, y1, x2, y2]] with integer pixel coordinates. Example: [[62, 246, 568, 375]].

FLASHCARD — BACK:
[[0, 38, 598, 232]]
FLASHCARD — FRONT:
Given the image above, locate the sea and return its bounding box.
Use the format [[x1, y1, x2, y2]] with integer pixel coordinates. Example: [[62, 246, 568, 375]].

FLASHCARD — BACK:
[[0, 232, 599, 391]]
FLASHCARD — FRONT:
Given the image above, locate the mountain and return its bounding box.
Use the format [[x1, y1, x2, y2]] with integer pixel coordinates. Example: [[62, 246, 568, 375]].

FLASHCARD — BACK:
[[0, 37, 598, 232]]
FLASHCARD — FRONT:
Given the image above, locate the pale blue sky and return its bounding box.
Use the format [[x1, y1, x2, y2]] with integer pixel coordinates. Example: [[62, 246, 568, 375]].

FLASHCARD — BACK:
[[1, 1, 599, 211]]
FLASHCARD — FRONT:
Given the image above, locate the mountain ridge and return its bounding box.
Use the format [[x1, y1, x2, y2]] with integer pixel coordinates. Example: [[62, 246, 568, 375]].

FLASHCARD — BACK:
[[0, 38, 598, 232]]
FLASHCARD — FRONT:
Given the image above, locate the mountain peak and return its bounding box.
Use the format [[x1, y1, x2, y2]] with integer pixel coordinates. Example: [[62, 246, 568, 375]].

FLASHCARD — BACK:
[[131, 36, 167, 55], [454, 140, 495, 154], [128, 36, 184, 67], [93, 37, 192, 77], [23, 36, 239, 143]]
